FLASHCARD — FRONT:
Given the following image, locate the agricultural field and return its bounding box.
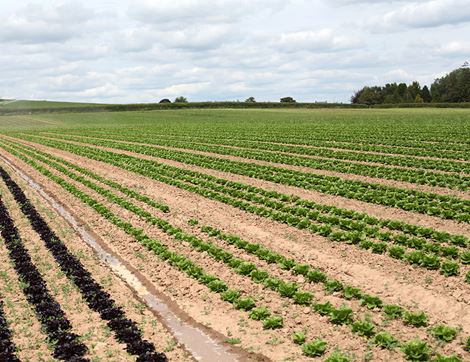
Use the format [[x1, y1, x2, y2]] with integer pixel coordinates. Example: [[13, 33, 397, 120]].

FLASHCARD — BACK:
[[0, 108, 469, 361]]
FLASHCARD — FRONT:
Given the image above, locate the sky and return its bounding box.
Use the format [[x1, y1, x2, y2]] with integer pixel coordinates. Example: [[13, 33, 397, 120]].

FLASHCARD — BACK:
[[1, 0, 469, 104]]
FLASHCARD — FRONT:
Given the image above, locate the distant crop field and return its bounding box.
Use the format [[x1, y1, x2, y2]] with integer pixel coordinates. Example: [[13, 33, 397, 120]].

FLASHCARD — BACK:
[[0, 108, 469, 361], [0, 99, 105, 110]]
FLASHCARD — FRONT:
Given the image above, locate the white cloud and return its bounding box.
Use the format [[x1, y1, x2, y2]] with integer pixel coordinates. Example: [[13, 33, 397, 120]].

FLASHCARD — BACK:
[[0, 0, 469, 103], [0, 1, 113, 44], [371, 0, 470, 30], [129, 0, 286, 27], [272, 29, 361, 53]]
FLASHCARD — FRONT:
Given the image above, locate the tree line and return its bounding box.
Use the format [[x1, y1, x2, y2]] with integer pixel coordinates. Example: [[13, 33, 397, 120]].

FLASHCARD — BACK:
[[351, 65, 470, 105]]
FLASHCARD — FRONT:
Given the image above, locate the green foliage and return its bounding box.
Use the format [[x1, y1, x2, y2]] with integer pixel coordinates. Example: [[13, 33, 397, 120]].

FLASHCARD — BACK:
[[324, 350, 351, 362], [262, 316, 283, 329], [293, 291, 314, 305], [351, 319, 376, 337], [389, 246, 406, 259], [373, 332, 399, 349], [221, 289, 240, 303], [302, 339, 327, 357], [187, 218, 199, 226], [404, 311, 428, 327], [174, 96, 188, 103], [440, 260, 460, 276], [314, 301, 333, 316], [292, 331, 306, 345], [324, 279, 343, 293], [361, 294, 383, 309], [306, 269, 327, 283], [207, 280, 228, 293], [430, 325, 458, 343], [460, 251, 470, 264], [432, 355, 462, 362], [342, 285, 362, 300], [464, 336, 470, 352], [249, 306, 271, 321], [292, 263, 310, 276], [277, 281, 298, 297], [330, 306, 353, 325], [384, 305, 404, 319], [234, 297, 256, 311], [401, 340, 431, 361], [431, 67, 470, 102]]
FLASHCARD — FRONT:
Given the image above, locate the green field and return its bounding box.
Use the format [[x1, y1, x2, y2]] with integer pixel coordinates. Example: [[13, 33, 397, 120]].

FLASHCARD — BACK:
[[0, 107, 469, 361]]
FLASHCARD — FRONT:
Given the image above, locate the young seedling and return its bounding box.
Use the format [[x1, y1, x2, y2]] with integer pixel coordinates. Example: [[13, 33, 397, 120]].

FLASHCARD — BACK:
[[431, 325, 458, 343], [373, 332, 399, 349], [249, 307, 270, 321], [403, 311, 428, 327], [383, 305, 403, 319], [324, 349, 350, 362], [292, 331, 306, 345], [440, 260, 459, 276], [302, 339, 327, 357], [351, 319, 376, 337], [401, 340, 430, 361], [330, 306, 353, 325], [293, 291, 314, 305], [262, 316, 283, 330], [432, 354, 462, 362]]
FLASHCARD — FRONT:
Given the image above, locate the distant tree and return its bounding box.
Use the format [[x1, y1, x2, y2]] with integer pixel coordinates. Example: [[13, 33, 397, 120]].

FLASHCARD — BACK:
[[245, 96, 256, 103], [431, 67, 470, 102], [407, 81, 422, 101], [174, 96, 188, 103], [351, 86, 384, 105], [351, 66, 470, 104], [280, 97, 296, 103], [420, 86, 432, 103], [159, 98, 171, 103]]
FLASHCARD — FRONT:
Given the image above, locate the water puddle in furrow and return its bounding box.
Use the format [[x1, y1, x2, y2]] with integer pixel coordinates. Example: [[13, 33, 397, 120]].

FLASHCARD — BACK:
[[0, 155, 240, 362]]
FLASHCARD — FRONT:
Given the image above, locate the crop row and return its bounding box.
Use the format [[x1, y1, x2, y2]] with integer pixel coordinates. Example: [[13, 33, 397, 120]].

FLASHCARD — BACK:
[[10, 153, 364, 360], [13, 141, 470, 361], [7, 144, 467, 361], [55, 124, 470, 159], [54, 129, 470, 174], [4, 140, 468, 281], [34, 133, 470, 191], [5, 140, 467, 325], [0, 165, 168, 362], [7, 137, 467, 248], [142, 128, 470, 157], [11, 134, 470, 223], [0, 301, 20, 362], [0, 190, 89, 361]]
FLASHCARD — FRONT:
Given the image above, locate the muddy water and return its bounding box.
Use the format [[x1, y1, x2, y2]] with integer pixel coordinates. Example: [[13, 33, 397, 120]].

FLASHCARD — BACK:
[[0, 155, 241, 362]]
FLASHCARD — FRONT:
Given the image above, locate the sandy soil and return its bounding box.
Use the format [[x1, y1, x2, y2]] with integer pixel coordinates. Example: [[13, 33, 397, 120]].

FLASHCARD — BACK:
[[0, 232, 54, 361], [34, 135, 470, 199], [0, 160, 194, 362], [0, 187, 133, 361], [0, 146, 468, 360], [1, 138, 469, 361], [42, 131, 469, 176], [14, 136, 469, 238]]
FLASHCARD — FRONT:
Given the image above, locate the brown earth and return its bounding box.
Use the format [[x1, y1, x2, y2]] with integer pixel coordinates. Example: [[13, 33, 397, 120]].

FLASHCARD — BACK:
[[1, 144, 469, 361], [32, 134, 470, 199], [0, 159, 194, 362], [11, 136, 469, 238]]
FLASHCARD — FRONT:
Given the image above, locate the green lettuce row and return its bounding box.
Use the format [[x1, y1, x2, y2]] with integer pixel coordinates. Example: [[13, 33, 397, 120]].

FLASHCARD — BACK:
[[21, 133, 469, 223], [39, 132, 469, 190], [4, 139, 467, 277]]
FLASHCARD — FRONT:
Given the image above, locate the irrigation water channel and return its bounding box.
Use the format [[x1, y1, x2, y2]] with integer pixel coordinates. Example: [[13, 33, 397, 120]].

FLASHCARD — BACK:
[[0, 154, 241, 362]]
